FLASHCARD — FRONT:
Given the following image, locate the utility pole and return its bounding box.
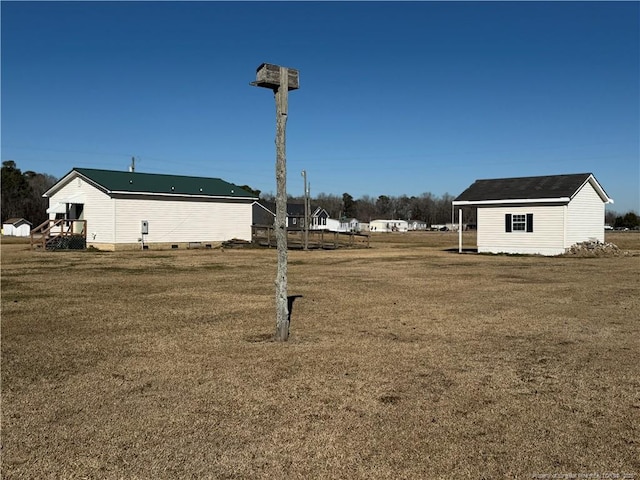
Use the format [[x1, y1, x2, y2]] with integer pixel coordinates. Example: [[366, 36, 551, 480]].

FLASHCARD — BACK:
[[307, 182, 311, 239], [302, 170, 309, 251], [251, 63, 299, 342]]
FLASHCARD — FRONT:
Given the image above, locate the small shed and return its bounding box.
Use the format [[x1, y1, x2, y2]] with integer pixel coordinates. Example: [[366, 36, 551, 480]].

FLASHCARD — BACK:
[[2, 218, 33, 237], [452, 173, 613, 256]]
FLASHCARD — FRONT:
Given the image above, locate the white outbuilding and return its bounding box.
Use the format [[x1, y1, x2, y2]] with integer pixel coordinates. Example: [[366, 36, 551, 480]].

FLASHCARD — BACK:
[[39, 168, 258, 250], [452, 173, 613, 256], [2, 218, 33, 237]]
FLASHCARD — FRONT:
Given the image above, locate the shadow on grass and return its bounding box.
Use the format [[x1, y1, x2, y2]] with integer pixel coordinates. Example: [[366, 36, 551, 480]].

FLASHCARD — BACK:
[[442, 247, 478, 254]]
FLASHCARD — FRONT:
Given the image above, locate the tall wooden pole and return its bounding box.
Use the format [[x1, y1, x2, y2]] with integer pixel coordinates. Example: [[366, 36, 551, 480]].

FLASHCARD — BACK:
[[274, 67, 289, 341], [251, 63, 298, 342]]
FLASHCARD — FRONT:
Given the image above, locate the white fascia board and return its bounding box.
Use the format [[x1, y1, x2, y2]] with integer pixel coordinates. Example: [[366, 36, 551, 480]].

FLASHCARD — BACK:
[[110, 190, 258, 201], [252, 201, 276, 215], [452, 197, 571, 207]]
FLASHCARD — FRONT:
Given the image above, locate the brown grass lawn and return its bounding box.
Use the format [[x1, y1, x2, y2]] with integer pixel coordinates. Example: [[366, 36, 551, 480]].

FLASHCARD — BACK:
[[2, 232, 639, 479]]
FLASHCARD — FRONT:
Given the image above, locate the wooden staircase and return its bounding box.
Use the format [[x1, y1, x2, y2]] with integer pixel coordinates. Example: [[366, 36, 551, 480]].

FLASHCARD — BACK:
[[30, 219, 87, 250]]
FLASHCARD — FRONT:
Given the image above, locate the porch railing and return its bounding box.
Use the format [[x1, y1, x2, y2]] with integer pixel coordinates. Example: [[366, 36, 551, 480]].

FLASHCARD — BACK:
[[30, 219, 87, 250], [252, 225, 370, 249]]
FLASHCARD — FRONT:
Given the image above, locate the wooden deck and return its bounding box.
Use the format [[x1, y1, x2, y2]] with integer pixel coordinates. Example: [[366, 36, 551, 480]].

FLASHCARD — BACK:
[[252, 225, 370, 250], [30, 219, 87, 250]]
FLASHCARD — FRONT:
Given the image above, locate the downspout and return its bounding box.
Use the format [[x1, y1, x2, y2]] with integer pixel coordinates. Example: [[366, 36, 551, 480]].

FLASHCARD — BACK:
[[458, 208, 463, 253], [113, 197, 117, 247], [563, 203, 568, 251]]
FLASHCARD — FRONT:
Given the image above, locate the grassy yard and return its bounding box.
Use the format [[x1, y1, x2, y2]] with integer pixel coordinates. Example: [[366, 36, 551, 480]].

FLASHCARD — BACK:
[[2, 232, 639, 479]]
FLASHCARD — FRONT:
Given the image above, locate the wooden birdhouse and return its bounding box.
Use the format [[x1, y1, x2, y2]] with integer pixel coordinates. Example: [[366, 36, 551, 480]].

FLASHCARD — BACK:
[[251, 63, 299, 91]]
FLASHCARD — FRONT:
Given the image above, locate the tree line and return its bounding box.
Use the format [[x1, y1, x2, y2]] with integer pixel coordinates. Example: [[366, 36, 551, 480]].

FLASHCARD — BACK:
[[262, 191, 472, 225], [2, 160, 637, 230], [605, 210, 639, 230], [1, 161, 57, 227]]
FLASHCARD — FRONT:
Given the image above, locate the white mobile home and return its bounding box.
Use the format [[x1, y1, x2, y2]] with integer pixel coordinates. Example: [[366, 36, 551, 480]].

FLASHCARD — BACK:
[[369, 219, 409, 233], [452, 173, 613, 256], [41, 168, 258, 250]]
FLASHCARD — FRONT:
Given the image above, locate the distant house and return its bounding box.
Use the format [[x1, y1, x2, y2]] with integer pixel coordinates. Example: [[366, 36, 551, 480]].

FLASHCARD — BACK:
[[310, 207, 330, 230], [408, 220, 428, 231], [339, 218, 361, 232], [369, 219, 409, 232], [252, 201, 277, 228], [253, 201, 312, 231], [41, 168, 257, 250], [252, 201, 347, 233], [452, 173, 613, 256], [2, 218, 32, 237]]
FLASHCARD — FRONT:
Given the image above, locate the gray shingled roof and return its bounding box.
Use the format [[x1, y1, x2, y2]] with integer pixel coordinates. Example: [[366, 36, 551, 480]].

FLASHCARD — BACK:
[[256, 200, 315, 216], [453, 173, 610, 203]]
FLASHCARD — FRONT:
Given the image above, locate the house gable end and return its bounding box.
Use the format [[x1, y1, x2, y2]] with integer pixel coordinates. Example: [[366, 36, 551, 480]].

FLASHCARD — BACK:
[[570, 175, 613, 204]]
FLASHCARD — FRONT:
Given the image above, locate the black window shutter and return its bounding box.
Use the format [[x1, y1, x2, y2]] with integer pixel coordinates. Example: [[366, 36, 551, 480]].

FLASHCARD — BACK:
[[505, 214, 512, 232], [526, 214, 533, 232]]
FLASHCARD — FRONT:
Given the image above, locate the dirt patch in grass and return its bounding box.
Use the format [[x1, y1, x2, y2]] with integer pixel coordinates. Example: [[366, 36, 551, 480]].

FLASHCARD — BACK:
[[2, 232, 639, 478]]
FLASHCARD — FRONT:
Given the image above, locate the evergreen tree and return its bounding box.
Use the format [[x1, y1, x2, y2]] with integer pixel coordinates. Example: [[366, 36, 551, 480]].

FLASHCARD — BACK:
[[1, 161, 57, 225]]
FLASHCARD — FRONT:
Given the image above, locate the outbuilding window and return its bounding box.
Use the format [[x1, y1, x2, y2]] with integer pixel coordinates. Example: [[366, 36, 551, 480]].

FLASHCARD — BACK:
[[512, 214, 526, 231], [505, 213, 533, 233]]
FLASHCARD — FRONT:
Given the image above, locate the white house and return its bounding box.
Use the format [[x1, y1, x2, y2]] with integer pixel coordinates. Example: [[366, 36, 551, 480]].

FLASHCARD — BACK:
[[253, 202, 336, 231], [339, 218, 361, 232], [369, 219, 409, 233], [452, 173, 613, 256], [41, 168, 258, 250], [2, 218, 33, 237], [323, 218, 341, 232], [408, 220, 428, 231]]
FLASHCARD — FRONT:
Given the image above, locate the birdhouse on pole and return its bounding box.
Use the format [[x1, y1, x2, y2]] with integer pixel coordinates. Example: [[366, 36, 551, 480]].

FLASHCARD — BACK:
[[250, 62, 300, 342], [250, 63, 300, 91]]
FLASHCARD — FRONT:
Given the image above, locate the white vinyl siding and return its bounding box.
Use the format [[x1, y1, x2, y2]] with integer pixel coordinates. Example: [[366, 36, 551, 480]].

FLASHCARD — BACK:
[[113, 197, 252, 244], [566, 181, 605, 246], [47, 173, 253, 248], [455, 174, 612, 257], [2, 223, 31, 237], [48, 178, 115, 242], [478, 205, 565, 255], [512, 214, 526, 231]]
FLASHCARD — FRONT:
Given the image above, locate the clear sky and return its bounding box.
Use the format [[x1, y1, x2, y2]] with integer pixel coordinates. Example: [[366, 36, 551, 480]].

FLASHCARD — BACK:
[[2, 1, 639, 212]]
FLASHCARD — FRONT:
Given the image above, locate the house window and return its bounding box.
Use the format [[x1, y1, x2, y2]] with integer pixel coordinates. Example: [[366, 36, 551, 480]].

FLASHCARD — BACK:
[[505, 214, 533, 233], [512, 214, 526, 231]]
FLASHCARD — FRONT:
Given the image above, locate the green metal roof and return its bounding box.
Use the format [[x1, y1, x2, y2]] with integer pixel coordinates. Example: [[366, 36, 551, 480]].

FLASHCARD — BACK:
[[70, 168, 257, 199]]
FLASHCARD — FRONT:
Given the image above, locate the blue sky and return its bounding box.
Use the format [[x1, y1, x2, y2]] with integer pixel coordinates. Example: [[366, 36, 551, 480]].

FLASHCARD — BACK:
[[2, 1, 639, 212]]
